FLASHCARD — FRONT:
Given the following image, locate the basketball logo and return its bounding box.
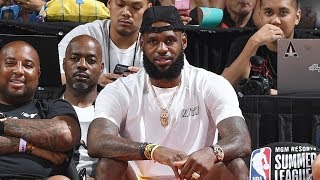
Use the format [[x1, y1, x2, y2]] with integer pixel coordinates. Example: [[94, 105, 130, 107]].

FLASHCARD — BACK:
[[250, 147, 272, 180]]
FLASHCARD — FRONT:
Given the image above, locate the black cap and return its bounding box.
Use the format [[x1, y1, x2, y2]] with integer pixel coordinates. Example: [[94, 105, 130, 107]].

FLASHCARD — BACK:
[[140, 6, 185, 34]]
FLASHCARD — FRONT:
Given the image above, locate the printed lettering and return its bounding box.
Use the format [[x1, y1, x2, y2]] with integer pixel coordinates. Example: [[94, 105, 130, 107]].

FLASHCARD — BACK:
[[180, 106, 199, 118]]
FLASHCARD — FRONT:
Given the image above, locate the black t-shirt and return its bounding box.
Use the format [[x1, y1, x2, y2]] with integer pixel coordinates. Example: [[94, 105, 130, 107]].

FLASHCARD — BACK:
[[226, 31, 318, 89], [0, 99, 79, 179]]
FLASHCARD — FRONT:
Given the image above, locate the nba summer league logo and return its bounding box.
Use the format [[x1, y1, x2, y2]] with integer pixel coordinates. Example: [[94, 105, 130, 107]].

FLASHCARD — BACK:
[[250, 147, 271, 180], [249, 143, 317, 180]]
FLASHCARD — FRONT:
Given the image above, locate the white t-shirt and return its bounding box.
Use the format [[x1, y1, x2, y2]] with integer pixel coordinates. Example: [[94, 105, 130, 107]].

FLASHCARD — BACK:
[[94, 62, 244, 178], [72, 105, 98, 176], [58, 19, 143, 73]]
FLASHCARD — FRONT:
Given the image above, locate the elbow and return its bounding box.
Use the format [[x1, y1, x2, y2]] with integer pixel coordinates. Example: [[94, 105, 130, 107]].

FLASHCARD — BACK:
[[58, 126, 81, 151], [87, 140, 100, 158], [240, 134, 252, 158], [87, 147, 97, 158], [87, 130, 102, 158]]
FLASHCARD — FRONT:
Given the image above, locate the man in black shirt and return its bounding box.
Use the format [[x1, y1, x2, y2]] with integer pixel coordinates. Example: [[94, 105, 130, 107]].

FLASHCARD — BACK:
[[223, 0, 316, 95], [0, 41, 81, 179]]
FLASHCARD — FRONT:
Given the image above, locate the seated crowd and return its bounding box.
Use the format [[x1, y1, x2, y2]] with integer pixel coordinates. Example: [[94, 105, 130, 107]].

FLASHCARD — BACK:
[[1, 0, 320, 179]]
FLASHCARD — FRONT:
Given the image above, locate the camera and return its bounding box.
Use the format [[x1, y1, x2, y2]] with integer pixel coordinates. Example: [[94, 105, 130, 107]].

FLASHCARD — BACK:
[[113, 64, 130, 74], [237, 56, 272, 95], [0, 4, 20, 20]]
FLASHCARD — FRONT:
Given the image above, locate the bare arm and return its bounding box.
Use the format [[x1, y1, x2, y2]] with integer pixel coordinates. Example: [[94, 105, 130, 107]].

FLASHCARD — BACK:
[[222, 24, 284, 86], [3, 115, 80, 152], [88, 118, 188, 178], [175, 116, 251, 179], [216, 116, 251, 162], [0, 136, 19, 154], [87, 118, 142, 161], [222, 36, 260, 86]]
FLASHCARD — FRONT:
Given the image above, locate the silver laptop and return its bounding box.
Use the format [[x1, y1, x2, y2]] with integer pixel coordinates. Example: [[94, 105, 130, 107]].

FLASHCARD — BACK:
[[277, 39, 320, 95]]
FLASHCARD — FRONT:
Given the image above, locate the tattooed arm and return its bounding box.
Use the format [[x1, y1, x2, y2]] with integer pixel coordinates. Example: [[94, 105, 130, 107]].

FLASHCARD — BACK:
[[87, 118, 142, 161], [0, 136, 19, 154], [3, 115, 80, 152], [0, 136, 67, 165], [87, 118, 187, 162]]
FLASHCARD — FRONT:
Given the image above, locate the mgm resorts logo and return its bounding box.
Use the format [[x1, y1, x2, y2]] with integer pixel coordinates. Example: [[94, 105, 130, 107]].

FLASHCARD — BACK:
[[309, 64, 320, 72]]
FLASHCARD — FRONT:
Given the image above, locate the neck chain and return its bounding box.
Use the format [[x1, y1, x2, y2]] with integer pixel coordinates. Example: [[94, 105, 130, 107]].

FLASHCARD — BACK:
[[264, 48, 277, 78], [108, 25, 138, 73], [148, 79, 181, 128]]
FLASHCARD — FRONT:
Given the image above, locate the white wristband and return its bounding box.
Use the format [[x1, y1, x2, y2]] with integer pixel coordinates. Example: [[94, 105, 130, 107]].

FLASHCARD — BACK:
[[19, 138, 27, 152]]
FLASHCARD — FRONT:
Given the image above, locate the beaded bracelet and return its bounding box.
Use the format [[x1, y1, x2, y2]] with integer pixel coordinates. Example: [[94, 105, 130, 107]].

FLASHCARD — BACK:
[[144, 143, 158, 160]]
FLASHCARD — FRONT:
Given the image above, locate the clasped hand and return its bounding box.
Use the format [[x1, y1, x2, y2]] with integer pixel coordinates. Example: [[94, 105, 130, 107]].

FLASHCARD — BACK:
[[153, 146, 216, 180]]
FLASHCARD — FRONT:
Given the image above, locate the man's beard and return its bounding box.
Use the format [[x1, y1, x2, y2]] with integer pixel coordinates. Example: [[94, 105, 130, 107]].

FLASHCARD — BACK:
[[143, 51, 184, 80], [72, 82, 95, 94], [1, 86, 37, 104]]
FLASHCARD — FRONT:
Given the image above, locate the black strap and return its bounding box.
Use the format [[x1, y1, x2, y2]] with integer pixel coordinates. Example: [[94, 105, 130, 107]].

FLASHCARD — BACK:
[[0, 121, 4, 135]]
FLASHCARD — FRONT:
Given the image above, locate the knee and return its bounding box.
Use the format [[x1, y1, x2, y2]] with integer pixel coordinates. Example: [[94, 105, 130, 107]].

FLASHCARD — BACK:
[[95, 158, 128, 180]]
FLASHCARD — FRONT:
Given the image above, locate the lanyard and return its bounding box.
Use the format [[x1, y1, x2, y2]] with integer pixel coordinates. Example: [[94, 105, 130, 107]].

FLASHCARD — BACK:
[[107, 25, 138, 73]]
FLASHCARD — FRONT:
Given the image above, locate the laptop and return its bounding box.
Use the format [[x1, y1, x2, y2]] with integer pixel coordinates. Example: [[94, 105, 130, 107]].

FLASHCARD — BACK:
[[277, 39, 320, 95], [0, 34, 62, 88]]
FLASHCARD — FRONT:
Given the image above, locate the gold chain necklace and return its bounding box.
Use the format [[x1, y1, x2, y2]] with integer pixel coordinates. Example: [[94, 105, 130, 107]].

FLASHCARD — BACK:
[[148, 79, 181, 127]]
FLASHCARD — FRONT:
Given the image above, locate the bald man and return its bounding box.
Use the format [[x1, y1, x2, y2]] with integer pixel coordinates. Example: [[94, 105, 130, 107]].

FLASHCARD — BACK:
[[59, 35, 104, 179], [0, 41, 80, 179]]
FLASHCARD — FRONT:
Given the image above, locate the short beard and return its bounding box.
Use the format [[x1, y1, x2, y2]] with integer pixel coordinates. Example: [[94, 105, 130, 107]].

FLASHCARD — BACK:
[[143, 51, 184, 80], [1, 87, 37, 104], [72, 82, 94, 94]]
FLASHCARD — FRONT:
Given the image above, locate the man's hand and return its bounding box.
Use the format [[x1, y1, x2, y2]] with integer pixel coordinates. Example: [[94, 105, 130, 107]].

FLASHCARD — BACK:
[[173, 147, 216, 180], [179, 10, 192, 25], [127, 66, 140, 73], [31, 145, 68, 166], [152, 146, 188, 179], [98, 66, 141, 86], [250, 24, 284, 47], [98, 73, 122, 86], [122, 66, 141, 77]]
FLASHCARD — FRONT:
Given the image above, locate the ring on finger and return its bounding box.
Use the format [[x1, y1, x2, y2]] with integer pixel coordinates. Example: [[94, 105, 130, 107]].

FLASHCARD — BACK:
[[192, 172, 200, 179]]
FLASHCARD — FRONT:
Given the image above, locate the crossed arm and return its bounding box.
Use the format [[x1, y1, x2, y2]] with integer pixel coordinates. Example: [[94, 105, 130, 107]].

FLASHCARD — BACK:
[[0, 115, 80, 153]]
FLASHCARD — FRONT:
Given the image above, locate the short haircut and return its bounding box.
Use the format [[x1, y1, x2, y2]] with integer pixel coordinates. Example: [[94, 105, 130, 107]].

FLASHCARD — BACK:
[[260, 0, 299, 9]]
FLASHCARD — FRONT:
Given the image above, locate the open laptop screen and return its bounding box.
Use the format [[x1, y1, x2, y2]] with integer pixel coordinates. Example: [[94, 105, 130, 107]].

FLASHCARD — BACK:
[[277, 39, 320, 95]]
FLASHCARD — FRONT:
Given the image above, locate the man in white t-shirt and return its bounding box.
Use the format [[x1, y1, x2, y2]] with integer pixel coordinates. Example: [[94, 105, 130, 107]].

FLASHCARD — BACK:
[[87, 6, 251, 180], [58, 0, 152, 87], [62, 35, 104, 179]]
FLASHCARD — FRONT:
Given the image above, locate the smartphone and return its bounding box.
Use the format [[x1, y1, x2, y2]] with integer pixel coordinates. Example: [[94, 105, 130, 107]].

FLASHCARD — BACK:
[[175, 0, 190, 11], [113, 64, 130, 74]]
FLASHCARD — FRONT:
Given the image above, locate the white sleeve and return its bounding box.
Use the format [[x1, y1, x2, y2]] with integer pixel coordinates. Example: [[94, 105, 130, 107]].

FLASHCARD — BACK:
[[94, 82, 128, 128], [205, 75, 244, 125]]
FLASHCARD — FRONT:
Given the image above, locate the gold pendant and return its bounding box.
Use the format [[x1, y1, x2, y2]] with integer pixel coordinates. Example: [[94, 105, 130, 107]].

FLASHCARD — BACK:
[[160, 110, 169, 127]]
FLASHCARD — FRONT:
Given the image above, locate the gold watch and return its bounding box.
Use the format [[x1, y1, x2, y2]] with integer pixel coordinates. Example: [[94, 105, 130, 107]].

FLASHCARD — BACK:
[[211, 145, 224, 162]]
